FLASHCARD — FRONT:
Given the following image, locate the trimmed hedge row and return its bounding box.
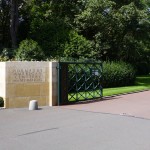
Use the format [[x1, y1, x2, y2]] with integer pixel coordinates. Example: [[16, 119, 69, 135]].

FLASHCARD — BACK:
[[68, 61, 135, 91], [102, 61, 136, 88]]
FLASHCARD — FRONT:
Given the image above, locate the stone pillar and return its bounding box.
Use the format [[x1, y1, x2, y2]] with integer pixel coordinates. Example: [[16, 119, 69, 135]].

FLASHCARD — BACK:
[[0, 61, 59, 108], [49, 62, 58, 106], [1, 61, 51, 108]]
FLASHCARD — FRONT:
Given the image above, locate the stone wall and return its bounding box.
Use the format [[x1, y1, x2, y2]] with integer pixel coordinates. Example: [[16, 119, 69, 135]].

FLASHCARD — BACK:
[[0, 61, 58, 108]]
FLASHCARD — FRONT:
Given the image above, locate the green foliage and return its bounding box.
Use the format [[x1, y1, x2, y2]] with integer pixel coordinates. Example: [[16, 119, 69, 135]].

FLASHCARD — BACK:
[[28, 1, 71, 57], [136, 75, 150, 88], [64, 31, 95, 58], [1, 0, 150, 66], [68, 63, 102, 93], [0, 97, 4, 107], [0, 47, 15, 61], [102, 61, 136, 88], [0, 48, 14, 59], [75, 0, 150, 63], [0, 0, 11, 50], [15, 39, 45, 61], [30, 20, 69, 57], [136, 62, 150, 75]]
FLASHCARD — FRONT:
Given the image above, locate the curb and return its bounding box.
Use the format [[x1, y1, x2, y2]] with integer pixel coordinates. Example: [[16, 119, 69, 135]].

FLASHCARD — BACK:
[[103, 89, 150, 99]]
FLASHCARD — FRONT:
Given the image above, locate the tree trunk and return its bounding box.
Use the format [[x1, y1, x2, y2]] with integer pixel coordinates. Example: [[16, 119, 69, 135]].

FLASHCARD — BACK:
[[10, 0, 19, 48]]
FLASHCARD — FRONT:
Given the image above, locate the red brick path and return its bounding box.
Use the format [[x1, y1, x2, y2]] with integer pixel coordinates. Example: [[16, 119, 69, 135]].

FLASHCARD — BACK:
[[61, 91, 150, 119]]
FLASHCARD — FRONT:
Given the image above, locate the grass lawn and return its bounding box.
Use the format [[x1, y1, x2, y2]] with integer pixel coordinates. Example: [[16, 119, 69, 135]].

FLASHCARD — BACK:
[[104, 75, 150, 96], [103, 75, 150, 96], [68, 75, 150, 101]]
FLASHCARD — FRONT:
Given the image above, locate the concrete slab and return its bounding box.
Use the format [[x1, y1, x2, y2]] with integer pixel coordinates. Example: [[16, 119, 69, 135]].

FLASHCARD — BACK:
[[0, 104, 150, 150]]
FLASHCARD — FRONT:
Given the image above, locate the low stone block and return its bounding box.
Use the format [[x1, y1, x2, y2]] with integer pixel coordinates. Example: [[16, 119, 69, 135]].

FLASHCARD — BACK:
[[29, 100, 38, 110]]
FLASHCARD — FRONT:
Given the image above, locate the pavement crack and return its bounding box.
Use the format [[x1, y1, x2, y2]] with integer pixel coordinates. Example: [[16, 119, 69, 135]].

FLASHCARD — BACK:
[[18, 128, 59, 136]]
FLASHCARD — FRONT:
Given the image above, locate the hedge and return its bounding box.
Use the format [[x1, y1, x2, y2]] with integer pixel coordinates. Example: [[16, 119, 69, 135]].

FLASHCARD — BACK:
[[102, 61, 136, 88]]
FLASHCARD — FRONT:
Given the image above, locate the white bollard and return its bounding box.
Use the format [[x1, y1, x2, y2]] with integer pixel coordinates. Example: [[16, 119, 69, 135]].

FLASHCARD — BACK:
[[29, 100, 38, 110]]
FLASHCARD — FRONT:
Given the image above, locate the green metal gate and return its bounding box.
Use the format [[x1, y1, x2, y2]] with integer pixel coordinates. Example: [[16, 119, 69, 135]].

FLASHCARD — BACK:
[[57, 62, 103, 105]]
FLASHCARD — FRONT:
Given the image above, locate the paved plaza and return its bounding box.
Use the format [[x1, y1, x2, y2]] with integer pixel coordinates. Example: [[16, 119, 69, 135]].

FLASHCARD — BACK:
[[0, 91, 150, 150], [62, 90, 150, 119]]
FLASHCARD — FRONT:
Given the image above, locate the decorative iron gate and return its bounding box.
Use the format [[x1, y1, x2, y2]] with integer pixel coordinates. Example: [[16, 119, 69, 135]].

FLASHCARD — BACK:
[[57, 62, 103, 105]]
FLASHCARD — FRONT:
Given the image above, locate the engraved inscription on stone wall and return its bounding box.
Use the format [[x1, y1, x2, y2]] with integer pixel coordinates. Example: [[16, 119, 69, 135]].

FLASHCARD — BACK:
[[10, 68, 45, 82]]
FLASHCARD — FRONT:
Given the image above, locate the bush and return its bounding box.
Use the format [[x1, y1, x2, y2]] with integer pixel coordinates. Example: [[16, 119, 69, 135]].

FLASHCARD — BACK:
[[64, 31, 95, 58], [15, 39, 45, 61], [0, 48, 15, 61], [1, 48, 14, 59], [102, 61, 136, 88], [0, 97, 4, 107]]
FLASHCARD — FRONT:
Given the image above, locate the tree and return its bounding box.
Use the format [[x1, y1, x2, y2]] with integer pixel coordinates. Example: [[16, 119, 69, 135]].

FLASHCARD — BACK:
[[0, 0, 11, 51], [75, 0, 150, 63], [64, 30, 94, 58], [26, 0, 71, 57], [0, 0, 26, 51], [10, 0, 19, 48], [1, 0, 149, 66]]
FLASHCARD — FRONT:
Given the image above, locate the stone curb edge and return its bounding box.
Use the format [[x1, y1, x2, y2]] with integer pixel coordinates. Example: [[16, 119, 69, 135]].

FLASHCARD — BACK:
[[103, 89, 150, 99]]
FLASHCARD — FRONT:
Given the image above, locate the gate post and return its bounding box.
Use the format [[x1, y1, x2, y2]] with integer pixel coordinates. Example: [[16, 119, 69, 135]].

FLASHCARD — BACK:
[[57, 62, 69, 105], [49, 61, 58, 106], [57, 62, 68, 105]]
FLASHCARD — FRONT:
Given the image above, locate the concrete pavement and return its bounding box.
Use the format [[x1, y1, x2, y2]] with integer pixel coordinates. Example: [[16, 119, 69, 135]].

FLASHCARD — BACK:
[[0, 104, 150, 150]]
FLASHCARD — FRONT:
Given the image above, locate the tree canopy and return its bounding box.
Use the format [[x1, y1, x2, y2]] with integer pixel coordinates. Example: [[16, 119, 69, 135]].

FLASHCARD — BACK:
[[0, 0, 150, 73]]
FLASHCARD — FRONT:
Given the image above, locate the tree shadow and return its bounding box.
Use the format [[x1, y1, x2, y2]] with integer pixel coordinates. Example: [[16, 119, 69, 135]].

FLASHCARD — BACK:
[[136, 75, 150, 87]]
